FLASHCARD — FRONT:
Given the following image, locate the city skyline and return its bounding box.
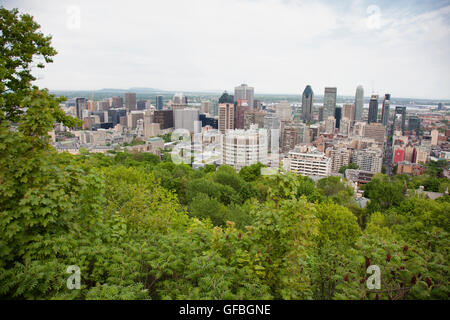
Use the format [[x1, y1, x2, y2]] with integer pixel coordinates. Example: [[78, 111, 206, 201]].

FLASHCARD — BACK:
[[3, 0, 450, 100]]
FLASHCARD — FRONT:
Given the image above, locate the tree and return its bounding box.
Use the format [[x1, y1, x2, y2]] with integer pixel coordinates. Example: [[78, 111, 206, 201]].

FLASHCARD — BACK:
[[0, 7, 58, 122], [338, 163, 359, 174]]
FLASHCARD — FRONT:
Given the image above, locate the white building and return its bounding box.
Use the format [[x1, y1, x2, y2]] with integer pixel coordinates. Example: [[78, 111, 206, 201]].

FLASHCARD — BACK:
[[285, 145, 331, 177], [222, 126, 268, 171], [174, 108, 200, 133], [351, 147, 383, 173]]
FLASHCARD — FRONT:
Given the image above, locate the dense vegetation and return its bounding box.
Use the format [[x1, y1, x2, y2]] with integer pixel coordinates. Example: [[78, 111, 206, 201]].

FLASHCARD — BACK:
[[0, 7, 448, 300]]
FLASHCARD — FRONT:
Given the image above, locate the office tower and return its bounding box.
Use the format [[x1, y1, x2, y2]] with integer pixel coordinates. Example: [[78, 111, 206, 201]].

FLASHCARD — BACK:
[[408, 116, 421, 136], [342, 103, 355, 123], [286, 145, 331, 177], [75, 97, 88, 119], [174, 108, 200, 133], [301, 85, 314, 122], [354, 85, 364, 121], [437, 102, 443, 111], [275, 101, 291, 121], [334, 107, 342, 129], [323, 87, 337, 120], [127, 111, 144, 129], [219, 91, 234, 104], [363, 122, 385, 147], [201, 101, 212, 114], [111, 96, 124, 108], [234, 84, 254, 110], [153, 110, 174, 129], [254, 99, 262, 110], [156, 95, 163, 110], [218, 103, 234, 133], [235, 100, 250, 129], [222, 127, 268, 171], [318, 106, 324, 122], [325, 116, 336, 133], [244, 110, 266, 130], [393, 106, 406, 132], [199, 114, 218, 129], [264, 113, 280, 150], [137, 99, 147, 110], [173, 93, 187, 105], [352, 148, 383, 173], [125, 92, 137, 111], [368, 94, 379, 124], [381, 94, 391, 126], [107, 108, 126, 126]]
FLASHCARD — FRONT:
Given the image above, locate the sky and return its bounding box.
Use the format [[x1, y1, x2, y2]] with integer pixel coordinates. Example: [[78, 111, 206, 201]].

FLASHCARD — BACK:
[[3, 0, 450, 99]]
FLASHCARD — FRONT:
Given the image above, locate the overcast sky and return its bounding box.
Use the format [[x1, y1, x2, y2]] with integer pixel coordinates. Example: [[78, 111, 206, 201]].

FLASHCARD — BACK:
[[4, 0, 450, 99]]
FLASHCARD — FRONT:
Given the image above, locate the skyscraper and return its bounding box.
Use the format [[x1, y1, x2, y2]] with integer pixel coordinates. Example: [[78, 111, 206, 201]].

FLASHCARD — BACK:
[[218, 103, 234, 133], [235, 100, 249, 129], [342, 104, 355, 123], [354, 85, 364, 121], [323, 87, 337, 120], [334, 106, 342, 129], [234, 84, 254, 110], [381, 93, 391, 126], [301, 85, 314, 122], [156, 95, 163, 110], [125, 92, 137, 111], [368, 94, 379, 124], [111, 96, 123, 108], [75, 97, 87, 119]]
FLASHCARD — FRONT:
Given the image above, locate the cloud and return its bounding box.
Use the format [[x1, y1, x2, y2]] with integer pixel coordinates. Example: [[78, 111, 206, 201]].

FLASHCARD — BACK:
[[4, 0, 450, 99]]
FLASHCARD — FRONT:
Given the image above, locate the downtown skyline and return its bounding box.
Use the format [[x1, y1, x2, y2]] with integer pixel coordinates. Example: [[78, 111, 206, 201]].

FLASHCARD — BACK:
[[3, 0, 450, 100]]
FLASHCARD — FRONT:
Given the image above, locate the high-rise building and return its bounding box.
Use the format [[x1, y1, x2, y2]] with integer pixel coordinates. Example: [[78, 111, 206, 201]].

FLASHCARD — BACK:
[[234, 84, 254, 110], [244, 110, 266, 130], [174, 108, 200, 133], [275, 101, 292, 121], [75, 97, 88, 120], [125, 92, 137, 111], [173, 93, 187, 105], [153, 110, 174, 129], [334, 107, 342, 129], [381, 93, 391, 126], [281, 125, 299, 153], [437, 102, 444, 111], [222, 127, 268, 171], [342, 103, 355, 123], [354, 85, 364, 121], [253, 99, 262, 110], [393, 106, 407, 132], [431, 129, 439, 146], [328, 147, 351, 173], [408, 115, 421, 136], [368, 94, 379, 124], [201, 101, 212, 114], [111, 96, 124, 108], [323, 87, 337, 120], [137, 99, 147, 110], [218, 103, 234, 133], [301, 85, 314, 122], [235, 100, 250, 129], [363, 122, 385, 147], [318, 106, 324, 122], [325, 116, 336, 133], [156, 95, 163, 110]]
